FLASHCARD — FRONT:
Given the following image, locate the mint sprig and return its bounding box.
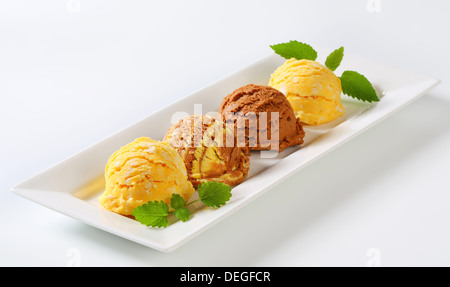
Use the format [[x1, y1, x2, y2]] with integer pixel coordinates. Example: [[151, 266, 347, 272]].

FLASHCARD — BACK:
[[270, 41, 379, 103], [270, 41, 318, 61], [132, 182, 232, 228]]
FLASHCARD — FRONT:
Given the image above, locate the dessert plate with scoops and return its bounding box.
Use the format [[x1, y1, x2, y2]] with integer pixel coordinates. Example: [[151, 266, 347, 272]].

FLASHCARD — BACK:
[[12, 42, 440, 252]]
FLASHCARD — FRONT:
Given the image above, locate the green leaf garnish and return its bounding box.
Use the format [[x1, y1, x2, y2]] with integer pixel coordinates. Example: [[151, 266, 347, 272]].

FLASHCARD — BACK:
[[170, 194, 191, 222], [174, 208, 191, 222], [270, 41, 318, 61], [170, 193, 186, 210], [340, 71, 379, 103], [198, 181, 232, 208], [132, 200, 169, 228], [325, 47, 344, 71], [132, 182, 232, 228]]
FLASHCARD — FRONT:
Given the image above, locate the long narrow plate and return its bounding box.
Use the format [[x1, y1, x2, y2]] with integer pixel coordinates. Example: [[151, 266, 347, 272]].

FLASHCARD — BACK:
[[12, 50, 440, 252]]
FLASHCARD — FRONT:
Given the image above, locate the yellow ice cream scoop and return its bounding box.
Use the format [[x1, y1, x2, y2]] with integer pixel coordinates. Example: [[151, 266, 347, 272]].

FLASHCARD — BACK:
[[99, 137, 195, 216], [269, 59, 345, 125]]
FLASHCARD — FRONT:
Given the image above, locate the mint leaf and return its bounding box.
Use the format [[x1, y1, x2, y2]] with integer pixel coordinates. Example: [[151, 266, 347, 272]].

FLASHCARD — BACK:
[[132, 182, 233, 228], [132, 200, 169, 228], [340, 71, 379, 103], [170, 193, 186, 210], [270, 41, 318, 61], [174, 208, 191, 222], [325, 47, 344, 71], [198, 181, 232, 208], [170, 194, 191, 222]]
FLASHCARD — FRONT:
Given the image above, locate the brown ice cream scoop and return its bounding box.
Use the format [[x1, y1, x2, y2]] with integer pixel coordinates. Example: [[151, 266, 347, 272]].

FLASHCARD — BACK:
[[219, 84, 305, 152], [164, 114, 250, 188]]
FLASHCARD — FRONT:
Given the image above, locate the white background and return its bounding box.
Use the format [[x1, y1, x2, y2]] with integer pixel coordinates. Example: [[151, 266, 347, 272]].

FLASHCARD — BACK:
[[1, 0, 449, 267]]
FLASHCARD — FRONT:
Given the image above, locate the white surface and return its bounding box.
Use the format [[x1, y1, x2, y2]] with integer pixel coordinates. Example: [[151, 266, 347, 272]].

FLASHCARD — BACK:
[[12, 52, 439, 253], [1, 0, 449, 266]]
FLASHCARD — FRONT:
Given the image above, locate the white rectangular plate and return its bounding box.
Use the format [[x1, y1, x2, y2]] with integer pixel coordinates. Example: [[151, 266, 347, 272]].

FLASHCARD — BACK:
[[12, 49, 440, 252]]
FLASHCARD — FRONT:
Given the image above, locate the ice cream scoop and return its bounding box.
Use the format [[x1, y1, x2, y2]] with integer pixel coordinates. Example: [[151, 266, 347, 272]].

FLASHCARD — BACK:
[[269, 59, 345, 125], [99, 137, 195, 216], [219, 84, 305, 152], [164, 114, 250, 188]]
